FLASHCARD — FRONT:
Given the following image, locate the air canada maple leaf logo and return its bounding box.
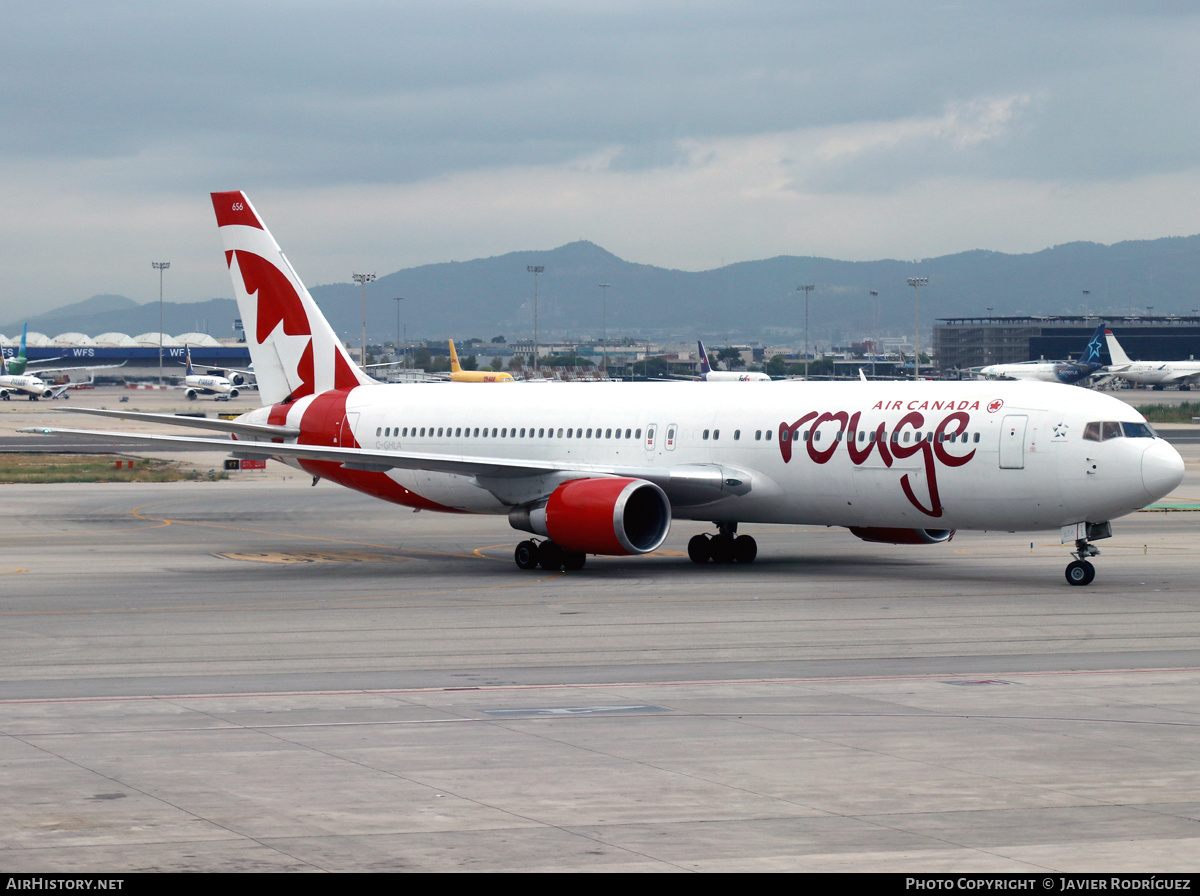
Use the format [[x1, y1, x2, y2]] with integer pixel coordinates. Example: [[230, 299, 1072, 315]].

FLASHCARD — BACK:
[[987, 399, 1004, 413]]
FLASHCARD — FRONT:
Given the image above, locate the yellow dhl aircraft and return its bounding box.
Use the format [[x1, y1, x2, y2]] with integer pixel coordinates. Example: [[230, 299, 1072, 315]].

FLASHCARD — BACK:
[[449, 340, 514, 383]]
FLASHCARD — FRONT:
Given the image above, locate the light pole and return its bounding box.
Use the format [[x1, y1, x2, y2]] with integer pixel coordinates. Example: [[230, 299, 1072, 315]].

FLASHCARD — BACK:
[[1082, 289, 1091, 318], [797, 284, 814, 379], [598, 283, 610, 375], [869, 289, 879, 379], [152, 261, 170, 384], [907, 277, 928, 380], [393, 297, 404, 373], [527, 265, 544, 374], [353, 272, 376, 366]]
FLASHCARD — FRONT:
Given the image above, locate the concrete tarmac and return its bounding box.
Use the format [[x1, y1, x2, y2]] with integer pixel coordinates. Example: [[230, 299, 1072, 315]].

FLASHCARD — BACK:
[[2, 387, 1200, 870]]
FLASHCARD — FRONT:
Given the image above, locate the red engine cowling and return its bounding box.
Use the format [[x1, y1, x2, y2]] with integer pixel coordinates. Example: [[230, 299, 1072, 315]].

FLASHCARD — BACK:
[[847, 527, 955, 545], [512, 478, 671, 555]]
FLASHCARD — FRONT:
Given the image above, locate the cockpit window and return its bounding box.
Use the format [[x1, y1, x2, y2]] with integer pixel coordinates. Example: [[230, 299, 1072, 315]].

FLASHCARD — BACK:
[[1084, 420, 1157, 441], [1122, 421, 1157, 439]]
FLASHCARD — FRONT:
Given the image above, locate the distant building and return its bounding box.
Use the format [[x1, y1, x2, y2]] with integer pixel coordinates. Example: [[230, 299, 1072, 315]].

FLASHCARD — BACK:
[[934, 315, 1200, 371]]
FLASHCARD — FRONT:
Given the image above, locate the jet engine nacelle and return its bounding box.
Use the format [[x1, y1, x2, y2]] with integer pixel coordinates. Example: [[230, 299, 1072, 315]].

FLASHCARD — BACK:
[[509, 477, 671, 555], [185, 388, 198, 400], [229, 373, 246, 386], [228, 387, 240, 399], [847, 526, 955, 545]]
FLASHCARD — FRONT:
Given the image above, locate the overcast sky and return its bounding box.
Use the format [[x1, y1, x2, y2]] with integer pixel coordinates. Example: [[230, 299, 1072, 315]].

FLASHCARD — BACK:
[[4, 0, 1200, 319]]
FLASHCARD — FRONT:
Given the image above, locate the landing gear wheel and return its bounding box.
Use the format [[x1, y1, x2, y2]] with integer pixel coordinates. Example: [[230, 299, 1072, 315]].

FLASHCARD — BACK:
[[538, 541, 564, 571], [688, 534, 711, 564], [562, 551, 586, 571], [733, 534, 758, 564], [709, 533, 736, 564], [1065, 559, 1095, 586], [514, 540, 540, 570]]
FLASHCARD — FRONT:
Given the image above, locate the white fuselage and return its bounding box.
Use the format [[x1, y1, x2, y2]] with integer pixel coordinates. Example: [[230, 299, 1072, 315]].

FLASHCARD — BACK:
[[1109, 361, 1200, 388], [0, 373, 51, 399], [979, 362, 1062, 382], [237, 379, 1180, 534], [701, 371, 772, 382], [185, 373, 236, 397]]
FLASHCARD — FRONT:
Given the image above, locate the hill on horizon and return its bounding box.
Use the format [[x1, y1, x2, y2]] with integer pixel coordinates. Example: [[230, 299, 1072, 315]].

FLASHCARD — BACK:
[[8, 234, 1200, 348]]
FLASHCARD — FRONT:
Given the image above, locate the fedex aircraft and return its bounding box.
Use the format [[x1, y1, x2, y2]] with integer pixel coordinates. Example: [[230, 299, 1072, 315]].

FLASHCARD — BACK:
[[978, 324, 1108, 385], [26, 192, 1185, 587], [698, 340, 771, 381], [1104, 330, 1200, 390]]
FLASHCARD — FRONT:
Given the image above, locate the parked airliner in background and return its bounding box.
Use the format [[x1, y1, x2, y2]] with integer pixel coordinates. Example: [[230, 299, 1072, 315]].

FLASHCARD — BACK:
[[1104, 330, 1200, 390], [23, 192, 1184, 586], [180, 347, 240, 401], [0, 361, 70, 400], [977, 324, 1108, 385], [698, 340, 771, 381], [448, 339, 514, 383], [3, 323, 124, 380]]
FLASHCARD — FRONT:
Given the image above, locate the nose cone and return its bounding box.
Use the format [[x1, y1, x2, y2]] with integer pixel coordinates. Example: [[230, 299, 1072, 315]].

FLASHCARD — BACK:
[[1142, 440, 1185, 500]]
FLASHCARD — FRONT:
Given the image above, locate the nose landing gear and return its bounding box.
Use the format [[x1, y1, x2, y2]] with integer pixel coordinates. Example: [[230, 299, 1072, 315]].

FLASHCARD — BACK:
[[1064, 522, 1111, 586]]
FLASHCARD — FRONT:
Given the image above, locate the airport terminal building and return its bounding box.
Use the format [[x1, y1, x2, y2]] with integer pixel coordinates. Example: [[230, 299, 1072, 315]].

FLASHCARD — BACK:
[[0, 331, 251, 376], [934, 315, 1200, 371]]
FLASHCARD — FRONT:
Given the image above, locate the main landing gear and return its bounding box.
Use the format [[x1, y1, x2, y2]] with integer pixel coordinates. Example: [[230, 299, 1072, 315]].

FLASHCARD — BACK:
[[688, 522, 757, 565], [514, 539, 586, 572], [1064, 522, 1111, 586]]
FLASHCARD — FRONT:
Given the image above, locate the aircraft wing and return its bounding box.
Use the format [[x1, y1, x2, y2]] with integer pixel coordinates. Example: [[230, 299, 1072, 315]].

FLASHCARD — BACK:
[[20, 421, 750, 506], [1158, 371, 1200, 386], [55, 407, 300, 439], [25, 360, 127, 375]]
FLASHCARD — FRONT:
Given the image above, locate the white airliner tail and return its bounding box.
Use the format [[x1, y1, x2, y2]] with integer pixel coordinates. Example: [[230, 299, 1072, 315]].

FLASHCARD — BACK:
[[1104, 329, 1133, 368], [211, 192, 375, 405]]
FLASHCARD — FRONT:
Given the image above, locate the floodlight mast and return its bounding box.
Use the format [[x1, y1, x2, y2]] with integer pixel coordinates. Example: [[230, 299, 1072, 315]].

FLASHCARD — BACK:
[[797, 284, 815, 379], [353, 272, 376, 366], [152, 261, 170, 384], [527, 265, 544, 373], [907, 277, 928, 380]]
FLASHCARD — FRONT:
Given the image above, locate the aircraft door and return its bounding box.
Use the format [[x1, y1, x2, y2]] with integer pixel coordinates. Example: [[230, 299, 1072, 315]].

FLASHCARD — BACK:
[[999, 415, 1027, 469], [644, 424, 656, 451], [665, 423, 678, 451], [340, 412, 360, 448]]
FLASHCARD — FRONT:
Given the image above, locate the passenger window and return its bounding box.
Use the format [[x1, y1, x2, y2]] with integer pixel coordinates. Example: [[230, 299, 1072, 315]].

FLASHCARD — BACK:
[[538, 428, 544, 438], [625, 429, 632, 439], [635, 429, 642, 439], [755, 430, 761, 441], [713, 429, 719, 440], [780, 429, 789, 442], [734, 430, 740, 440], [605, 428, 611, 438]]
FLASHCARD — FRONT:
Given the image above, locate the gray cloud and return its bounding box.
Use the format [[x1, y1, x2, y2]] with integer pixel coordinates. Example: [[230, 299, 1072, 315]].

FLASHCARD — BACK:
[[2, 1, 1199, 317]]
